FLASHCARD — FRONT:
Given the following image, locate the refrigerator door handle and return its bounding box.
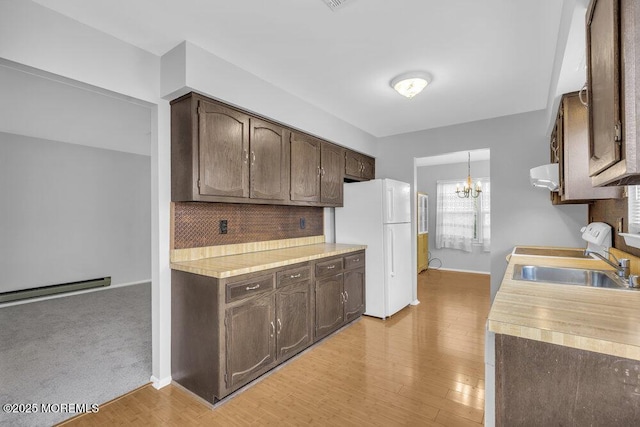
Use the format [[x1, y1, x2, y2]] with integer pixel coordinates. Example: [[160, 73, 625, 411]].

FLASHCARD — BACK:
[[389, 228, 395, 277], [387, 187, 394, 222]]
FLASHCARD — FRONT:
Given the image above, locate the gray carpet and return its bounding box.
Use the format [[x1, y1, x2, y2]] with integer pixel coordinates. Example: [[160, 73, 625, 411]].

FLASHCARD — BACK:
[[0, 283, 152, 426]]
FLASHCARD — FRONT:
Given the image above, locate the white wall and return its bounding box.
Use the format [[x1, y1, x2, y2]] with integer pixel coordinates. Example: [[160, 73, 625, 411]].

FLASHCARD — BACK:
[[417, 160, 490, 274], [376, 109, 588, 426], [0, 132, 151, 293]]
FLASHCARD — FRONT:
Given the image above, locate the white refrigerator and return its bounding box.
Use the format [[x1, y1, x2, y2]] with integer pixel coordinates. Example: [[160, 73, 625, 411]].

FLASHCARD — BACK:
[[335, 179, 413, 319]]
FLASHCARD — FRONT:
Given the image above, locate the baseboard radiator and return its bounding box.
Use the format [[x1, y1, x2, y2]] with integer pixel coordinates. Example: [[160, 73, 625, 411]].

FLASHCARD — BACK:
[[0, 277, 111, 303]]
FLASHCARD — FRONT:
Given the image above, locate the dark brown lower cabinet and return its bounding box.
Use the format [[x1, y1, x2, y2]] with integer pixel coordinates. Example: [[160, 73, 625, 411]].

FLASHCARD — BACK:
[[496, 334, 640, 426], [225, 293, 276, 390], [315, 273, 344, 340], [314, 251, 365, 340], [276, 282, 313, 360], [171, 252, 365, 404], [343, 269, 365, 323]]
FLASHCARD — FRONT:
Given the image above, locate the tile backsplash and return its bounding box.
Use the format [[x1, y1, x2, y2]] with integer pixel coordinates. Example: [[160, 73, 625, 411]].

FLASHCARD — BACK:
[[172, 202, 324, 249]]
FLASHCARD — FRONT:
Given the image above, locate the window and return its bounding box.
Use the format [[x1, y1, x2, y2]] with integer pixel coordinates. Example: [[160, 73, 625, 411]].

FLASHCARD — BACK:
[[418, 193, 428, 234], [435, 178, 490, 252], [628, 185, 640, 233]]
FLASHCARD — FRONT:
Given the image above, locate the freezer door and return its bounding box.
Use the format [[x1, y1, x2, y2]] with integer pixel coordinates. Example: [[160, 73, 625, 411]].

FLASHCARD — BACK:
[[384, 223, 413, 317], [383, 179, 411, 224]]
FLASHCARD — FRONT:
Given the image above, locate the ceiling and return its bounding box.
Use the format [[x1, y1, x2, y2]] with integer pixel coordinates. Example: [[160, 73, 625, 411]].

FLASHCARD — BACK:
[[32, 0, 582, 138]]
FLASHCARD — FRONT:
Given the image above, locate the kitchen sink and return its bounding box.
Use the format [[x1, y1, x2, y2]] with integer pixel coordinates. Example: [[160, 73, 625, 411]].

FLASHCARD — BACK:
[[512, 264, 632, 289]]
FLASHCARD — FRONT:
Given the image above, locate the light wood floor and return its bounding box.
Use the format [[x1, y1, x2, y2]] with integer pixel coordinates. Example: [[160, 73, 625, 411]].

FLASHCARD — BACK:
[[60, 270, 490, 426]]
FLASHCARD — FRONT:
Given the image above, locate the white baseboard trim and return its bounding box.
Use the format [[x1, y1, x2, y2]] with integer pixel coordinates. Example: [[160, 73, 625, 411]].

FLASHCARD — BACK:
[[151, 375, 172, 389], [434, 268, 490, 275], [0, 279, 151, 308], [410, 299, 421, 306]]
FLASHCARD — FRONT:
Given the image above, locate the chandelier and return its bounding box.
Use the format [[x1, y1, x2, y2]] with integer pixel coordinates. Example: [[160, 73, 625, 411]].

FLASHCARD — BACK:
[[456, 152, 482, 198]]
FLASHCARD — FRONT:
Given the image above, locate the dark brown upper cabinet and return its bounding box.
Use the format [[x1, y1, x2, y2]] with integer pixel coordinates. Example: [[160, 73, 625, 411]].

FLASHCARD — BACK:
[[345, 150, 376, 181], [290, 132, 344, 206], [197, 100, 250, 198], [320, 143, 344, 205], [249, 118, 290, 201], [171, 93, 289, 204], [172, 92, 360, 206], [290, 132, 321, 203], [587, 0, 640, 186], [551, 92, 622, 204]]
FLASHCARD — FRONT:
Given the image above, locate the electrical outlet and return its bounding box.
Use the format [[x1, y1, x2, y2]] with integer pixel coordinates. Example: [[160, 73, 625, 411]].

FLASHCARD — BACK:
[[220, 220, 228, 234], [300, 217, 306, 229]]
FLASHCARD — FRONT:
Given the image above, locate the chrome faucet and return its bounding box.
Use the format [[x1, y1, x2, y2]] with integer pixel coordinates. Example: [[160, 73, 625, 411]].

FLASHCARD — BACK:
[[585, 250, 630, 279]]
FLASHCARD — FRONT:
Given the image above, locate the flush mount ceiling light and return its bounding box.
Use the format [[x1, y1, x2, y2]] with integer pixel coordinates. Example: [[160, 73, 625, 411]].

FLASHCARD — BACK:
[[390, 72, 432, 98]]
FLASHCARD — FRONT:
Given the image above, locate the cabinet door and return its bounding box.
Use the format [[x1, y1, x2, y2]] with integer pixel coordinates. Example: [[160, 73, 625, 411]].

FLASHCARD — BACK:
[[315, 274, 344, 339], [344, 151, 363, 178], [587, 0, 622, 176], [250, 119, 289, 200], [276, 282, 313, 360], [343, 269, 365, 323], [556, 104, 566, 199], [320, 143, 344, 205], [225, 293, 276, 390], [198, 100, 250, 197], [361, 155, 375, 180], [290, 133, 321, 202], [561, 93, 622, 201]]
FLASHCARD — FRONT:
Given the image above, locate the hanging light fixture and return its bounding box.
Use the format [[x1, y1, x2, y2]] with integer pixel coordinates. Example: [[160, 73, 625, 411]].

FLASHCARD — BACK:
[[390, 72, 432, 98], [456, 152, 482, 198]]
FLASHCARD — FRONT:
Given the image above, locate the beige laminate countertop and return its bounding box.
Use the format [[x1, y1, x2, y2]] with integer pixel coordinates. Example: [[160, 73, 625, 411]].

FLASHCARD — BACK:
[[170, 243, 366, 279], [488, 246, 640, 360]]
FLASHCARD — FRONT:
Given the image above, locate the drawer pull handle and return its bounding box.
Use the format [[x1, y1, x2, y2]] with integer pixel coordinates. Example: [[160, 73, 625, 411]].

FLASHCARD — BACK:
[[245, 284, 261, 291], [290, 273, 302, 279], [326, 265, 336, 270], [352, 258, 360, 262]]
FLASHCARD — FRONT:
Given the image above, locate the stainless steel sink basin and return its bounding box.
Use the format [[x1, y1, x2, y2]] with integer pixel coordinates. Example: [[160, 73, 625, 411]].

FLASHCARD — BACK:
[[512, 264, 632, 289]]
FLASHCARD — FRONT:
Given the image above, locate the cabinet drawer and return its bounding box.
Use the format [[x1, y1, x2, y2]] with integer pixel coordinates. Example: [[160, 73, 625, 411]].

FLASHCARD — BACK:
[[344, 252, 364, 270], [276, 265, 311, 288], [226, 275, 274, 303], [315, 258, 343, 277]]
